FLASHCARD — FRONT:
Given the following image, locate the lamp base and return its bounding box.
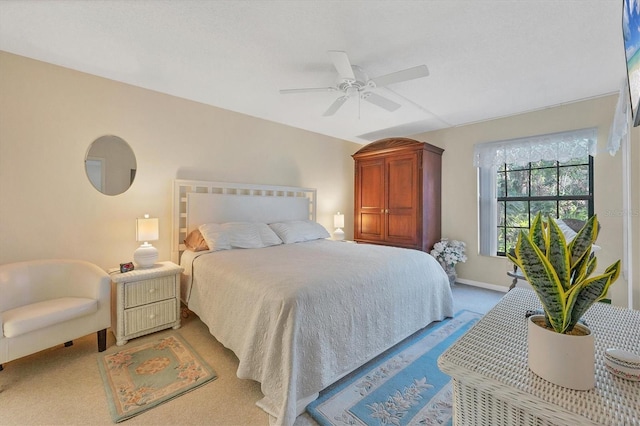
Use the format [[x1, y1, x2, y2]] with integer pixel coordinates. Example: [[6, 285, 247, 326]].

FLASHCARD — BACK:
[[134, 243, 158, 269], [333, 228, 345, 241]]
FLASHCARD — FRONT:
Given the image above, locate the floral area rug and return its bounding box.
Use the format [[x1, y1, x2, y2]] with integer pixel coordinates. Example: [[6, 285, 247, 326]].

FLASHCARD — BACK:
[[306, 311, 481, 426], [97, 333, 217, 423]]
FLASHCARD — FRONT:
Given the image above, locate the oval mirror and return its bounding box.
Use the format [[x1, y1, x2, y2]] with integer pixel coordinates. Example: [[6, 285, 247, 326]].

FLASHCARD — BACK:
[[85, 135, 137, 196]]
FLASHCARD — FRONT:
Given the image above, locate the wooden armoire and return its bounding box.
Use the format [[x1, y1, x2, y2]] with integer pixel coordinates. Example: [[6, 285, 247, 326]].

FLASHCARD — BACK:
[[352, 137, 443, 252]]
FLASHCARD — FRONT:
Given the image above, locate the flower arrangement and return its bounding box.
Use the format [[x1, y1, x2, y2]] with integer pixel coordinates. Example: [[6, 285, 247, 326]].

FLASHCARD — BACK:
[[430, 238, 467, 270]]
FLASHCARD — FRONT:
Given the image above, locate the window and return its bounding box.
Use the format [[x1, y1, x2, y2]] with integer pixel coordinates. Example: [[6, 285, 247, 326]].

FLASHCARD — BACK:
[[496, 156, 594, 256], [475, 128, 597, 257]]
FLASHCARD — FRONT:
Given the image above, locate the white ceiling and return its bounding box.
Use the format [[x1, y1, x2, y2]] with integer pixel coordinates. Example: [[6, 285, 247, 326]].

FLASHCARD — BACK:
[[0, 1, 625, 144]]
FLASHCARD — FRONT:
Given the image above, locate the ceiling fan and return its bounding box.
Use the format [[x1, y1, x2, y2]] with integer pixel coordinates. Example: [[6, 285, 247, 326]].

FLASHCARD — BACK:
[[279, 50, 429, 117]]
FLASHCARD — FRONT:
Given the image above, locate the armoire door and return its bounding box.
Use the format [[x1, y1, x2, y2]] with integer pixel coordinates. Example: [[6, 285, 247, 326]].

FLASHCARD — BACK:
[[385, 152, 420, 247], [355, 158, 385, 242]]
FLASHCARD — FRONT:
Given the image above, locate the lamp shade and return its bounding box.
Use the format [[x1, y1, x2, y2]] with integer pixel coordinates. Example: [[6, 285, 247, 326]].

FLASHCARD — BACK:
[[136, 215, 159, 242], [333, 212, 345, 241]]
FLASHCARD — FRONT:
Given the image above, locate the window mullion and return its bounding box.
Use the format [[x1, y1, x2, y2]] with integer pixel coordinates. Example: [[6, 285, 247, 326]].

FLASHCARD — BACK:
[[493, 157, 592, 257]]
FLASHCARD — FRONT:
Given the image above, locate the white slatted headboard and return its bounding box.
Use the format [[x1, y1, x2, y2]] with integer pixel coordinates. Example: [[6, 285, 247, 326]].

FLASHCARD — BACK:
[[172, 180, 317, 263]]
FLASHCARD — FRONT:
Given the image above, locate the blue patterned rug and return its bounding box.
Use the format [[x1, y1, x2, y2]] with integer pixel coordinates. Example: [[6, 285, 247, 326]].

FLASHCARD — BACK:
[[307, 311, 481, 426]]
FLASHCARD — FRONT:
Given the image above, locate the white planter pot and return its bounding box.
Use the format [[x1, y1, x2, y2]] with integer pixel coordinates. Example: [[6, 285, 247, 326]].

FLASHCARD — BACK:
[[527, 315, 595, 390]]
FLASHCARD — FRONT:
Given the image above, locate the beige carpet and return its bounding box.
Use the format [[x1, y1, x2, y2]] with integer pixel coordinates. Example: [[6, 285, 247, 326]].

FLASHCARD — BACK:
[[0, 311, 298, 426], [0, 284, 503, 426]]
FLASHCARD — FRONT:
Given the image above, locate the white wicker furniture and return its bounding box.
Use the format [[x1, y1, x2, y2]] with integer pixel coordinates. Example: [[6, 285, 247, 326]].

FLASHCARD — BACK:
[[438, 288, 640, 426], [110, 261, 183, 346]]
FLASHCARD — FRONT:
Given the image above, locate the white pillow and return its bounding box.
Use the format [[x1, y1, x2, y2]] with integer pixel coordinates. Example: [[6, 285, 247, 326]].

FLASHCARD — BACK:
[[199, 222, 283, 250], [220, 222, 264, 249], [269, 220, 330, 244], [554, 219, 577, 242], [255, 223, 283, 247], [198, 223, 231, 252], [553, 219, 601, 254]]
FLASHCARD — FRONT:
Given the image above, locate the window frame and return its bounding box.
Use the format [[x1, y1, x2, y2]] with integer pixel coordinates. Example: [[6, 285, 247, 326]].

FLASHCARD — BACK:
[[495, 156, 594, 257]]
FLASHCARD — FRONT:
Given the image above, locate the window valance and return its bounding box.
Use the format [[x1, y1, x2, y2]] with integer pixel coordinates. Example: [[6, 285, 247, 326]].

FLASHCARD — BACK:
[[607, 78, 629, 156], [473, 127, 598, 168]]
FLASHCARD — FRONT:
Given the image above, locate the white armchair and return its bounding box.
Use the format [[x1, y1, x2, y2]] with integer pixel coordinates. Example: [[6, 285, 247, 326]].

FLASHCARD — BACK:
[[0, 259, 111, 370]]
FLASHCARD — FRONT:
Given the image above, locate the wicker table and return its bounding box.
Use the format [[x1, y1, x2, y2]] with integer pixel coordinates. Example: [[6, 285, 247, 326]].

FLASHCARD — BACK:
[[438, 288, 640, 426]]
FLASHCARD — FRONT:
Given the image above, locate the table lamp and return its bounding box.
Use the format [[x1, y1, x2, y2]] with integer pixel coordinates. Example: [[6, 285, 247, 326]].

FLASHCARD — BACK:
[[333, 212, 345, 241], [134, 214, 159, 268]]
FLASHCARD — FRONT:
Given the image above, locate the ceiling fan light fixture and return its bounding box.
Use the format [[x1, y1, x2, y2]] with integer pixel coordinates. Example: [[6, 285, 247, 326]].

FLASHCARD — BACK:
[[338, 80, 366, 92]]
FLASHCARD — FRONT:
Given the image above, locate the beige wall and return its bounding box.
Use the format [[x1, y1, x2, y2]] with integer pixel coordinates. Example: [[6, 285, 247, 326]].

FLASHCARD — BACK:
[[2, 51, 638, 309], [0, 52, 360, 270], [414, 95, 640, 309]]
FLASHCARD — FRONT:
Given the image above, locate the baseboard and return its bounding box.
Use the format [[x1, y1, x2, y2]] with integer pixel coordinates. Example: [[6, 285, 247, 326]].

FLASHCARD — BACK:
[[456, 278, 509, 293]]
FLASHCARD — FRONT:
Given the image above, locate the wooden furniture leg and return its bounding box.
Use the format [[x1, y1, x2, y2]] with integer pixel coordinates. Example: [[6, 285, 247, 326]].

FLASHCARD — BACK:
[[97, 329, 107, 352]]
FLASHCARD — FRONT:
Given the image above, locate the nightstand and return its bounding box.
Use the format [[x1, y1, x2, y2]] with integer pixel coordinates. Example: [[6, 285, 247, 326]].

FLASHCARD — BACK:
[[110, 261, 183, 346]]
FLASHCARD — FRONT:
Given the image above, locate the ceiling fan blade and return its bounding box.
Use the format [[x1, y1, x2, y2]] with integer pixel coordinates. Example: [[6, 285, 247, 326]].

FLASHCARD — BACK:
[[323, 96, 349, 116], [327, 50, 356, 80], [279, 87, 337, 94], [362, 92, 401, 112], [370, 65, 429, 88]]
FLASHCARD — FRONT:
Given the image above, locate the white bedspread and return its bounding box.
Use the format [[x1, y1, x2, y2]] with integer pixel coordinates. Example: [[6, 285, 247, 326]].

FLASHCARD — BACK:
[[182, 239, 453, 426]]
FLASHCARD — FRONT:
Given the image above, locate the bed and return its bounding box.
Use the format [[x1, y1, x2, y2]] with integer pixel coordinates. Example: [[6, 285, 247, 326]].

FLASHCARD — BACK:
[[172, 180, 454, 426]]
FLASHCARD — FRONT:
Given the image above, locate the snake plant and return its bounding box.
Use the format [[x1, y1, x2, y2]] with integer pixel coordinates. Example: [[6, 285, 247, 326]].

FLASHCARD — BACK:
[[508, 213, 620, 334]]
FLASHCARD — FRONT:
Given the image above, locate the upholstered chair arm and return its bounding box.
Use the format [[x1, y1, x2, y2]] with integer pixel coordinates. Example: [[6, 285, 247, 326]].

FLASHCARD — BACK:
[[62, 261, 111, 301]]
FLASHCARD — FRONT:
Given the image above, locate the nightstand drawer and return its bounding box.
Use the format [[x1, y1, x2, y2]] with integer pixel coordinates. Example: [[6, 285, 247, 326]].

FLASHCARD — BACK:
[[124, 299, 177, 335], [124, 275, 176, 308]]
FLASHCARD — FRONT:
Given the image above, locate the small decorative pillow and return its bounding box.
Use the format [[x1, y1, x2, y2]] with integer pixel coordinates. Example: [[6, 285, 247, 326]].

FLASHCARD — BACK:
[[183, 229, 210, 252], [269, 220, 330, 244]]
